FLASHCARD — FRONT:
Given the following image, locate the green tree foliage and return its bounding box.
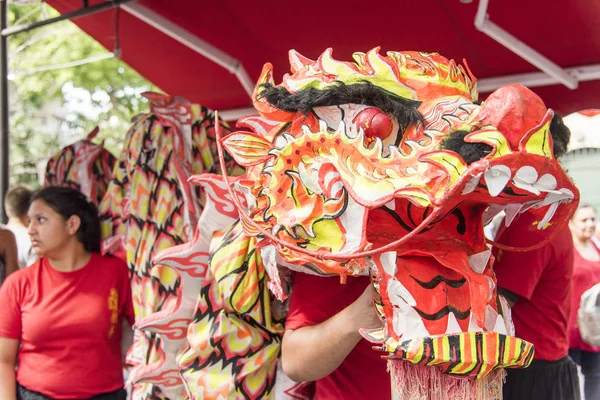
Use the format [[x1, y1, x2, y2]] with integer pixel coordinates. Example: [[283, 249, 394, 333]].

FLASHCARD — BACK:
[[8, 2, 158, 187]]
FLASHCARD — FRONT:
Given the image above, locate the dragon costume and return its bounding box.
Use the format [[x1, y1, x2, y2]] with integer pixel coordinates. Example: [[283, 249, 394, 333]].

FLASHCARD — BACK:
[[131, 48, 579, 399], [98, 92, 241, 399], [44, 127, 115, 205]]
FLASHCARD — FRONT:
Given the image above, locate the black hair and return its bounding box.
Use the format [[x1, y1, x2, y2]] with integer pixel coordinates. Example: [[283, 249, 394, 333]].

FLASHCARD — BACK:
[[5, 185, 33, 219], [440, 130, 492, 164], [258, 82, 424, 133], [31, 186, 101, 253], [549, 113, 570, 158]]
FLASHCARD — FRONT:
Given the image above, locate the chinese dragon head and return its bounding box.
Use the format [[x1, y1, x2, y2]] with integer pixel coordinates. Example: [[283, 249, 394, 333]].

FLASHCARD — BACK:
[[138, 48, 578, 399]]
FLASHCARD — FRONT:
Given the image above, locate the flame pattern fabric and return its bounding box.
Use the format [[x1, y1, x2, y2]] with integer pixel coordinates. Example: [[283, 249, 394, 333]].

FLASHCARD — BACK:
[[44, 127, 115, 205], [136, 48, 579, 399], [98, 92, 240, 399]]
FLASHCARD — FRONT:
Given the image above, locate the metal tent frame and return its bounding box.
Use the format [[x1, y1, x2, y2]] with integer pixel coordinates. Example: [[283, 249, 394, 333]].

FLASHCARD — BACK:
[[0, 0, 135, 221]]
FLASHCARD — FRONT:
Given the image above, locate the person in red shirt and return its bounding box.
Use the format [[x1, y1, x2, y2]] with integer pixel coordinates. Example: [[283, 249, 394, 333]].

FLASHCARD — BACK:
[[568, 204, 600, 400], [282, 272, 390, 400], [493, 210, 580, 400], [0, 186, 134, 399]]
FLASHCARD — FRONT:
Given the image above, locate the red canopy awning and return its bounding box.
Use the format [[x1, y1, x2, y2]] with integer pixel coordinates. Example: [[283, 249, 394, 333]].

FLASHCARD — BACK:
[[44, 0, 600, 116]]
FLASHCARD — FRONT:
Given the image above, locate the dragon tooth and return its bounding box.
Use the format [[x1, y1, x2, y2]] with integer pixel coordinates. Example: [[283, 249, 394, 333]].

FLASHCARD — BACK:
[[301, 124, 313, 136], [493, 314, 507, 335], [485, 304, 498, 331], [319, 120, 328, 132], [538, 202, 560, 230], [483, 204, 505, 226], [348, 128, 360, 140], [504, 203, 523, 227], [392, 301, 430, 341], [535, 174, 557, 192], [513, 165, 539, 195], [388, 146, 403, 161], [445, 312, 462, 334], [356, 127, 366, 145], [542, 188, 574, 206], [388, 278, 416, 307], [336, 121, 347, 136], [462, 173, 482, 195], [468, 250, 491, 274], [468, 313, 483, 332], [484, 165, 512, 197], [486, 276, 495, 301], [381, 144, 392, 158], [498, 295, 515, 336], [384, 200, 396, 211], [369, 137, 383, 156], [521, 199, 542, 213], [561, 188, 575, 199], [379, 251, 397, 276]]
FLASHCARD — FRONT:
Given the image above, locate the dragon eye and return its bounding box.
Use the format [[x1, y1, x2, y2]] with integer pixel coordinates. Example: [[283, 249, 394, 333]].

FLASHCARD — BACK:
[[352, 108, 394, 141]]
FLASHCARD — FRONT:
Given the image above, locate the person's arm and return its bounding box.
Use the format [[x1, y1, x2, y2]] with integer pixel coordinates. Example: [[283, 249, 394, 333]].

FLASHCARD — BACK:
[[0, 337, 19, 398], [281, 284, 381, 382], [0, 230, 19, 278]]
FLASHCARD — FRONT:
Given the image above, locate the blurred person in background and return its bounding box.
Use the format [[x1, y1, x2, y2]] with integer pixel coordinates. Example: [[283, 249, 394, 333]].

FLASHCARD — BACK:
[[3, 186, 37, 268], [592, 219, 600, 248], [0, 186, 134, 399], [0, 227, 18, 286], [491, 114, 581, 400], [569, 204, 600, 400]]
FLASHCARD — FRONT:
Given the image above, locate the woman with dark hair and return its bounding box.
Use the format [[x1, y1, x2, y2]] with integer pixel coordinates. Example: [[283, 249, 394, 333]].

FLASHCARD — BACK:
[[569, 204, 600, 400], [0, 186, 134, 399]]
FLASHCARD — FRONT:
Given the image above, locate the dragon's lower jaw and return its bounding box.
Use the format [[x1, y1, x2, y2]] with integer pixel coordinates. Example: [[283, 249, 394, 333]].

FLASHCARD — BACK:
[[362, 330, 534, 379]]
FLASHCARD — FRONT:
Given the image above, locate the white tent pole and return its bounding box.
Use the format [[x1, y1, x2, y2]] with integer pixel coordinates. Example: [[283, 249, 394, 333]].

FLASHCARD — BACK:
[[478, 63, 600, 93], [121, 3, 255, 98], [474, 0, 578, 90]]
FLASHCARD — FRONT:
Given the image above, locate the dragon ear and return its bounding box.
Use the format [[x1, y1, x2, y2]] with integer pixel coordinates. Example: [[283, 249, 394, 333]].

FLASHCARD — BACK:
[[519, 110, 554, 158], [221, 131, 273, 167]]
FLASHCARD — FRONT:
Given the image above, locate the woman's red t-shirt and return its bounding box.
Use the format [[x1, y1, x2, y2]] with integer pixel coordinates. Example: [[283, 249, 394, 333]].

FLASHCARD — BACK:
[[0, 253, 134, 398], [569, 242, 600, 351]]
